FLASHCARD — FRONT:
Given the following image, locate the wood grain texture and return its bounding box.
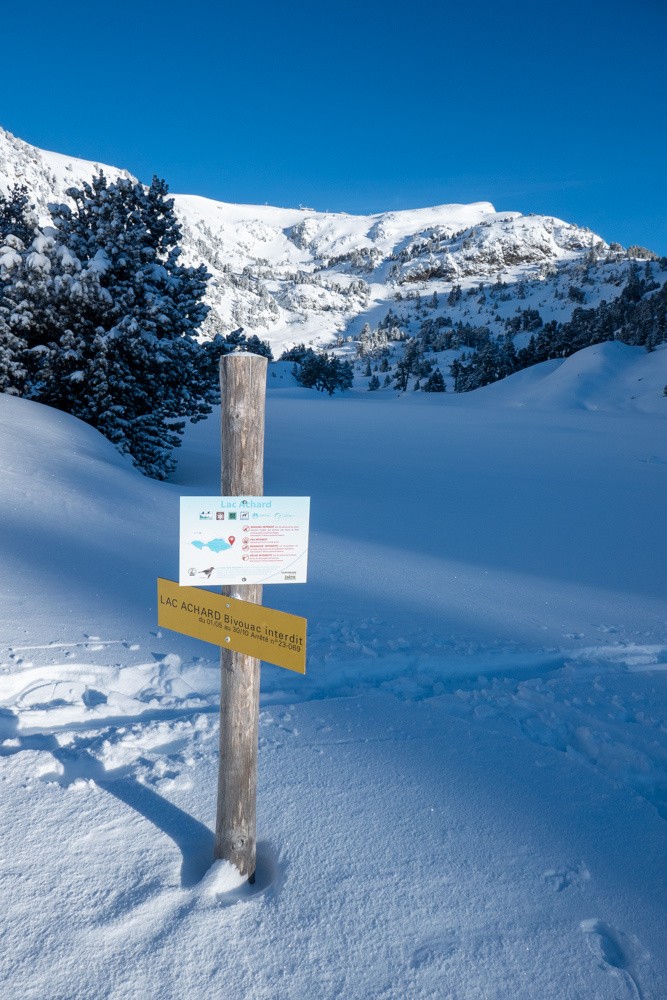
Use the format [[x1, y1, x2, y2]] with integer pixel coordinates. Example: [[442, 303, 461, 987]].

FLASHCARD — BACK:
[[215, 353, 268, 878]]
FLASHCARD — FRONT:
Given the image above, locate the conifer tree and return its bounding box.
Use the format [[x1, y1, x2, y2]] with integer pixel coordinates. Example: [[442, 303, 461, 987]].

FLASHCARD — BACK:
[[0, 188, 42, 393], [0, 235, 29, 394], [0, 229, 82, 397], [294, 352, 354, 395], [41, 172, 213, 478], [423, 368, 446, 392], [0, 184, 37, 246], [392, 339, 421, 392]]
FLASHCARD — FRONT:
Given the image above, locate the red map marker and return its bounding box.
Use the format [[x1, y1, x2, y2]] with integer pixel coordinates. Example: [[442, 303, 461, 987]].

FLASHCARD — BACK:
[[228, 535, 236, 545]]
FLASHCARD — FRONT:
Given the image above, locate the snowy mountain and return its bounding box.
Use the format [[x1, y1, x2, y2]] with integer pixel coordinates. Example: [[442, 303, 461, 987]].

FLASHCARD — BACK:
[[1, 125, 656, 357]]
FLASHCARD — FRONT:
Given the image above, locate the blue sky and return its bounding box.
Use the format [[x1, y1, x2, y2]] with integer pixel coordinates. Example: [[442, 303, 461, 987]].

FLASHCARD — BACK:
[[2, 0, 666, 253]]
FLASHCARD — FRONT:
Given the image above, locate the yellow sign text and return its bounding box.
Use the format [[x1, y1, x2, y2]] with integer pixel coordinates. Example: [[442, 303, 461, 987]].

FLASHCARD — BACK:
[[157, 578, 306, 673]]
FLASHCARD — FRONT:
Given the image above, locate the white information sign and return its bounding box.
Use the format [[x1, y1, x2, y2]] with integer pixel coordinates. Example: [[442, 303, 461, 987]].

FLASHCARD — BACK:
[[179, 496, 310, 587]]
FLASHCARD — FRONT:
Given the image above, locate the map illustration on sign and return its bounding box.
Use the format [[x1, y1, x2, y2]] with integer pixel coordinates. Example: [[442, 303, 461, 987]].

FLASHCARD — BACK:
[[179, 496, 310, 586]]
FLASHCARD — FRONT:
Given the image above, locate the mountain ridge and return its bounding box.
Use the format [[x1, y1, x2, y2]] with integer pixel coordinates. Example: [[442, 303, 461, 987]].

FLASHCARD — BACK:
[[0, 125, 656, 357]]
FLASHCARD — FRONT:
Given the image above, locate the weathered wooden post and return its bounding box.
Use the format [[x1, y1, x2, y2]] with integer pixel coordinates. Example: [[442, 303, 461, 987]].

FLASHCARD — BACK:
[[215, 351, 268, 880]]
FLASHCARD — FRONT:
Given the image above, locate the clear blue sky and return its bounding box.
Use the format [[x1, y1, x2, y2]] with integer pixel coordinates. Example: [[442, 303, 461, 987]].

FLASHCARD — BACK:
[[2, 0, 666, 253]]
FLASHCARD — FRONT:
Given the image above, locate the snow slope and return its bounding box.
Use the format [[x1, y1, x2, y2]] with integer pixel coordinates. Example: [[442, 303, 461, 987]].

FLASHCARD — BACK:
[[1, 343, 666, 999]]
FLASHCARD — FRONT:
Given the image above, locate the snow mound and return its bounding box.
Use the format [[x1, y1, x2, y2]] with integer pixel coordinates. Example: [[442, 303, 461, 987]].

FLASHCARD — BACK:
[[478, 341, 667, 413]]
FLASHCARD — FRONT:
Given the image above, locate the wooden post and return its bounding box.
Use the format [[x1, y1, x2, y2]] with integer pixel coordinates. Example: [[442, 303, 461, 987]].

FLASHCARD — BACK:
[[215, 352, 268, 880]]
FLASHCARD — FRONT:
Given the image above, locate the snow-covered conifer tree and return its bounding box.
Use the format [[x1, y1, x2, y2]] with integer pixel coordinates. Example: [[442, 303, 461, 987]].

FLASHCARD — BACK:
[[0, 187, 42, 393], [45, 173, 213, 478], [0, 235, 30, 394], [0, 184, 37, 246]]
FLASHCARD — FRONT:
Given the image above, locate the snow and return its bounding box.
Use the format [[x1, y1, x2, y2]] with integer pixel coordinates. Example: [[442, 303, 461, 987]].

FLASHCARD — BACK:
[[1, 342, 666, 998], [173, 196, 500, 252]]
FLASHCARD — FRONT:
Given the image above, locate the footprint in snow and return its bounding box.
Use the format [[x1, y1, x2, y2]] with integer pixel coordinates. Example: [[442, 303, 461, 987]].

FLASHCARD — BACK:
[[409, 933, 457, 970], [543, 862, 590, 892], [581, 919, 645, 1000]]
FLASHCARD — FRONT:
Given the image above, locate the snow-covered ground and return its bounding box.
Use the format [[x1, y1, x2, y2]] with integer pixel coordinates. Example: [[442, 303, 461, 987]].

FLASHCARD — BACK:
[[1, 342, 666, 999]]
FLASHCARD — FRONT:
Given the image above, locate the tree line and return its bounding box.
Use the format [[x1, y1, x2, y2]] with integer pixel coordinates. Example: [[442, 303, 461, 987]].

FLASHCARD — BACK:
[[449, 264, 667, 392]]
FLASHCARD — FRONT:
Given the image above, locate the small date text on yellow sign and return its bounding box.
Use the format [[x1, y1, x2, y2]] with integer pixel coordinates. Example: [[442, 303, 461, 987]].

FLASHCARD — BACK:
[[157, 578, 306, 674]]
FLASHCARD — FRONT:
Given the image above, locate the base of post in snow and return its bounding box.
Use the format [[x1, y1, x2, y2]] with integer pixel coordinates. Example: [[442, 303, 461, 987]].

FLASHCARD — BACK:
[[215, 640, 262, 882], [213, 834, 256, 884]]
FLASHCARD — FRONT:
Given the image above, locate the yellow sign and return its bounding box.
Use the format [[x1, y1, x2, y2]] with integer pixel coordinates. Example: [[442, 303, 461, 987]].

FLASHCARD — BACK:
[[157, 578, 306, 674]]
